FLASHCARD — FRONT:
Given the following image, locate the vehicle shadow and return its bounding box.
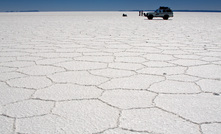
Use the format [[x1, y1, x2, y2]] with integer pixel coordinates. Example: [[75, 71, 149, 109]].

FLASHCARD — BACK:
[[144, 18, 173, 21]]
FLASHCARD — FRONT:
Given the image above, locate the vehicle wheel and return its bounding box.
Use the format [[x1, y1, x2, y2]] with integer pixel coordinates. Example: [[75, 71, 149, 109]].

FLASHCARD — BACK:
[[163, 15, 169, 20], [148, 15, 153, 20]]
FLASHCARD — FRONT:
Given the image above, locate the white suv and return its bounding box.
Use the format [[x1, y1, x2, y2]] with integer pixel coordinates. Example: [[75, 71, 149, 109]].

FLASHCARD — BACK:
[[144, 7, 173, 20]]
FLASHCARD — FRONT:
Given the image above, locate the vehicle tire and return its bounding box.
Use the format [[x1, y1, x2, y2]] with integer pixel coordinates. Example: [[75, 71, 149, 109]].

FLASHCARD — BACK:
[[163, 15, 169, 20], [148, 15, 153, 20]]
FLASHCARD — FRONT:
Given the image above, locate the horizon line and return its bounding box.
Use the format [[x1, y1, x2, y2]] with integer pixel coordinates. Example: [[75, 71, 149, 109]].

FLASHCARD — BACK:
[[1, 9, 221, 13]]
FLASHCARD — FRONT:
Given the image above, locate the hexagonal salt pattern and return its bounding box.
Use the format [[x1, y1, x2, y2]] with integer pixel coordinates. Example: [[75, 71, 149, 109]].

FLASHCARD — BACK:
[[137, 66, 187, 75], [0, 72, 27, 81], [148, 80, 201, 93], [115, 57, 146, 63], [7, 76, 52, 89], [0, 86, 34, 105], [35, 58, 72, 65], [143, 54, 176, 61], [168, 59, 208, 66], [48, 71, 109, 85], [143, 61, 176, 67], [51, 100, 119, 133], [196, 79, 221, 93], [3, 100, 54, 118], [108, 62, 144, 71], [90, 68, 136, 78], [187, 65, 221, 79], [119, 108, 200, 134], [1, 12, 221, 133], [100, 90, 157, 109], [155, 94, 221, 123], [166, 74, 200, 82], [99, 74, 165, 90], [75, 56, 114, 63], [33, 84, 103, 101], [17, 65, 65, 76], [55, 61, 107, 71]]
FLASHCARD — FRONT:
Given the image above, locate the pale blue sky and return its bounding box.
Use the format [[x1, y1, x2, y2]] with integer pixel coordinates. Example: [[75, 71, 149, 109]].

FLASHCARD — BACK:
[[0, 0, 221, 11]]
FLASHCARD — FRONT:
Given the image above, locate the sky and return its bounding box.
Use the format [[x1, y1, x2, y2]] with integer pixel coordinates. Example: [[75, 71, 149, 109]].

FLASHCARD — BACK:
[[0, 0, 221, 11]]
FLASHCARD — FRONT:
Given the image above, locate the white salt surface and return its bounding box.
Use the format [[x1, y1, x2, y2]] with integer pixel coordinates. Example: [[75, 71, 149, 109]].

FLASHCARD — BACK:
[[0, 12, 221, 134]]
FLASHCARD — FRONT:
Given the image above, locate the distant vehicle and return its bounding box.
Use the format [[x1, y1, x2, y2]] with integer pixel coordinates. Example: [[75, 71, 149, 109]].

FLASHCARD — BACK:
[[144, 7, 173, 20], [122, 14, 127, 17]]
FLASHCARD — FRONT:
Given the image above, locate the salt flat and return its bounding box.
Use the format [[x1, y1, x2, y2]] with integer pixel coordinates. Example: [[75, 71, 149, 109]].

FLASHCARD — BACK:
[[0, 11, 221, 134]]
